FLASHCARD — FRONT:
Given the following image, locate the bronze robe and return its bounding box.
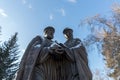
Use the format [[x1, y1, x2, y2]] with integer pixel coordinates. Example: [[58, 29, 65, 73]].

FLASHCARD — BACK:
[[16, 36, 74, 80], [64, 38, 92, 80]]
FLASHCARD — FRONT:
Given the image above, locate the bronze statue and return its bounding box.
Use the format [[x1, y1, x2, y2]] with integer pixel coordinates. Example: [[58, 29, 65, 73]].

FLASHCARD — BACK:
[[62, 27, 92, 80], [16, 26, 65, 80], [16, 26, 92, 80]]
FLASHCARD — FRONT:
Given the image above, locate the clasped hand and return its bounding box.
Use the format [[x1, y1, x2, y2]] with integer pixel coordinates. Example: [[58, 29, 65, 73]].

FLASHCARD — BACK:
[[49, 43, 65, 54]]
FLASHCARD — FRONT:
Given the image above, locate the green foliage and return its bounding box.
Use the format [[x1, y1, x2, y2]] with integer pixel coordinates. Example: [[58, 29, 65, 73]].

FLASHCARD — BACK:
[[0, 33, 19, 80]]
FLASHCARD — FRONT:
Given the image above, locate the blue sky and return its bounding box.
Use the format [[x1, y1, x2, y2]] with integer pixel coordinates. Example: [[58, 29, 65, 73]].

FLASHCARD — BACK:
[[0, 0, 120, 79]]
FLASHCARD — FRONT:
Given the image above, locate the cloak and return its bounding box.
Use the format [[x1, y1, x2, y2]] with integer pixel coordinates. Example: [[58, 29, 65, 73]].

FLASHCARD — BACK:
[[64, 39, 92, 80], [16, 36, 43, 80]]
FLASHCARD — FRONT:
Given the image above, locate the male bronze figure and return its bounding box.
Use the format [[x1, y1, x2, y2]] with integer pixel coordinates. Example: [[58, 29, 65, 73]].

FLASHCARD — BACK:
[[16, 26, 65, 80]]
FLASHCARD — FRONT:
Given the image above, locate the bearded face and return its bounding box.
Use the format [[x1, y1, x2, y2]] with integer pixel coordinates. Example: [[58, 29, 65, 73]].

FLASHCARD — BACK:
[[44, 29, 54, 39]]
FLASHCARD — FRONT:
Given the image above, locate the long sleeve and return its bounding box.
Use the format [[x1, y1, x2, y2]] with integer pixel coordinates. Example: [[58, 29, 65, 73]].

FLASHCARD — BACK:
[[64, 48, 75, 62], [38, 47, 50, 63]]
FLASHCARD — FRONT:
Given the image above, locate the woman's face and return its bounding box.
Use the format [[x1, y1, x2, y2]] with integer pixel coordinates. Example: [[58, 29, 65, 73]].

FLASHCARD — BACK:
[[64, 31, 73, 39]]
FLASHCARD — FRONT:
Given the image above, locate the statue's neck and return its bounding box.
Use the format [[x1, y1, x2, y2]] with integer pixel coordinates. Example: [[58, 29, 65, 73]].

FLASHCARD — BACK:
[[42, 37, 53, 47], [67, 37, 73, 41], [44, 37, 52, 41]]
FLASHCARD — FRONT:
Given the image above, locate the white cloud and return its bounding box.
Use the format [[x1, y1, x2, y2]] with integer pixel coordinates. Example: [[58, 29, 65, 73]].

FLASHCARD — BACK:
[[22, 0, 26, 4], [68, 0, 77, 3], [0, 8, 8, 17], [59, 8, 66, 16], [28, 4, 32, 9], [22, 0, 33, 9], [49, 14, 54, 20]]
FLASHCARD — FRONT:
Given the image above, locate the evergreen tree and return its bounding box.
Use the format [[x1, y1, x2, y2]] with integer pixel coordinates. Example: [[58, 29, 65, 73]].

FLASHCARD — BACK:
[[0, 32, 19, 80]]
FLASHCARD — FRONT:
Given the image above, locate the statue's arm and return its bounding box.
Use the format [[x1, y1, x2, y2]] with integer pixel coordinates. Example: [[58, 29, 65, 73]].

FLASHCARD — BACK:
[[38, 47, 50, 63], [72, 39, 88, 65], [20, 35, 42, 65], [64, 47, 75, 61], [16, 36, 42, 80], [38, 42, 57, 63]]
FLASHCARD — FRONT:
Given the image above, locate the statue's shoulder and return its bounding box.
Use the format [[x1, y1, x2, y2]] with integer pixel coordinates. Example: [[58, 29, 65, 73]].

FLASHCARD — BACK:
[[32, 35, 43, 43], [33, 35, 43, 40], [27, 35, 43, 48], [74, 38, 81, 43]]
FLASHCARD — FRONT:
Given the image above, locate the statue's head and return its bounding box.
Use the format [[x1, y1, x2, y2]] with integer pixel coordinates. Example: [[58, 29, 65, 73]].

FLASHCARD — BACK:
[[44, 26, 55, 39], [63, 27, 73, 40]]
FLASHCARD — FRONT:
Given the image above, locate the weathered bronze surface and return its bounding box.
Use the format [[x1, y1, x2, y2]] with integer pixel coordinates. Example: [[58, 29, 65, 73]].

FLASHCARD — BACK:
[[16, 27, 92, 80], [63, 27, 92, 80]]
